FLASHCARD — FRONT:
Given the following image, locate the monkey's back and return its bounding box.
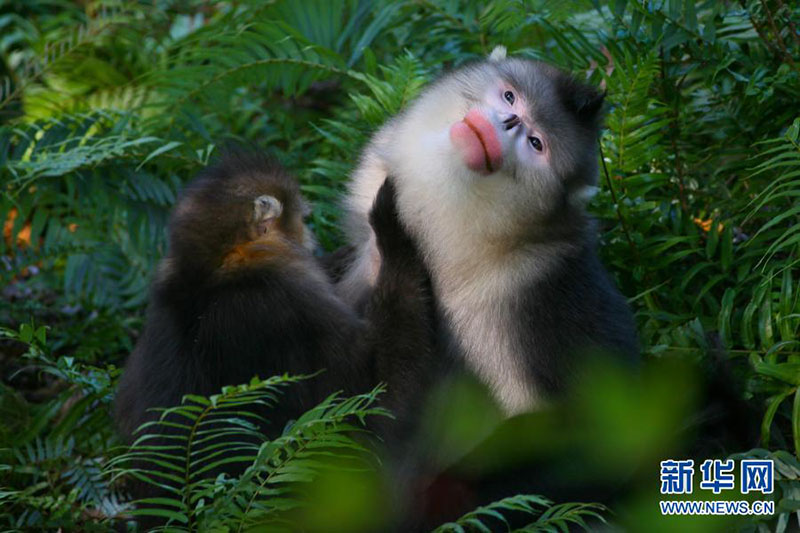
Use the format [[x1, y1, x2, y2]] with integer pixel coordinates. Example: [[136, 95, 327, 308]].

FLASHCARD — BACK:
[[114, 259, 366, 442]]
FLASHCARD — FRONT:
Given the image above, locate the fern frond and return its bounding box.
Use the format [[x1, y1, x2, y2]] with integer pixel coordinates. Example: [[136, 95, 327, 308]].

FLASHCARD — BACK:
[[741, 120, 800, 270], [210, 386, 389, 529], [349, 52, 429, 126], [0, 5, 133, 114], [431, 494, 606, 532], [108, 377, 388, 530], [1, 111, 154, 187], [603, 47, 670, 176], [145, 20, 351, 131]]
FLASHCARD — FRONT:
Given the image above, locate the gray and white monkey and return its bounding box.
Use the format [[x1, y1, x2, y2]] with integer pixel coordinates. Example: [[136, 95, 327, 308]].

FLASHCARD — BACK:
[[336, 47, 638, 415]]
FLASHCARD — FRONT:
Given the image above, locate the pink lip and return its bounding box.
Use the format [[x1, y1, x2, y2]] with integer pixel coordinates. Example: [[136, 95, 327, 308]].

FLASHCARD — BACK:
[[449, 109, 503, 174]]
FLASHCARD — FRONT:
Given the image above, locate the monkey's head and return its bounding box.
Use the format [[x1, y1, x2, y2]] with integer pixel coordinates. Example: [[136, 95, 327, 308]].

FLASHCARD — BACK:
[[383, 48, 604, 246], [166, 152, 312, 276]]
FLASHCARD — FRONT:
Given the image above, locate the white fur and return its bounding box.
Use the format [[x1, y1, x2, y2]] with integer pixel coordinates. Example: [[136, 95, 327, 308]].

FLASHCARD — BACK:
[[345, 134, 574, 412], [338, 130, 392, 306], [433, 244, 573, 414]]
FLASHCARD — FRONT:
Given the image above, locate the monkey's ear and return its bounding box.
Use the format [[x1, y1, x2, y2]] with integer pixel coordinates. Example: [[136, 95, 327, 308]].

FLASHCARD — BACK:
[[489, 45, 507, 62], [559, 75, 606, 127], [576, 88, 606, 120]]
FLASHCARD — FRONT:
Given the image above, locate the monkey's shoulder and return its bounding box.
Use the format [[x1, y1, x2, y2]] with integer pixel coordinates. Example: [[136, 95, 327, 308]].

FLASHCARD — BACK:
[[517, 243, 639, 361]]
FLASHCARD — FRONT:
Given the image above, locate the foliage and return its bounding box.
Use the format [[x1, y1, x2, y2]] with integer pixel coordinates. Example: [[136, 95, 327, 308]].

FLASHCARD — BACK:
[[0, 323, 123, 530], [1, 0, 799, 531], [107, 377, 389, 531], [431, 495, 607, 532]]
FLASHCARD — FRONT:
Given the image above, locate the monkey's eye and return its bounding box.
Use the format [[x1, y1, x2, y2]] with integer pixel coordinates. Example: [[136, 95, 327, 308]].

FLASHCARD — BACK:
[[503, 90, 515, 105], [528, 136, 543, 152]]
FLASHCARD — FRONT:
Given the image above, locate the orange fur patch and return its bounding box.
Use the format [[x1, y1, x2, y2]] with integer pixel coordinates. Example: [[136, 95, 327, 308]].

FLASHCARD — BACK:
[[221, 237, 293, 270]]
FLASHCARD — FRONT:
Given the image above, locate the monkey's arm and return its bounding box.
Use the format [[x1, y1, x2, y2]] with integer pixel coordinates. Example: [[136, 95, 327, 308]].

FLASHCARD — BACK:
[[363, 178, 438, 434]]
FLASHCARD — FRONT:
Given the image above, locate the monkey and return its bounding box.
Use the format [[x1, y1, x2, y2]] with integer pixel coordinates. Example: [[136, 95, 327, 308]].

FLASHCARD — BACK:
[[114, 153, 364, 443], [323, 49, 761, 532], [329, 48, 641, 528], [336, 46, 639, 418], [113, 153, 438, 523]]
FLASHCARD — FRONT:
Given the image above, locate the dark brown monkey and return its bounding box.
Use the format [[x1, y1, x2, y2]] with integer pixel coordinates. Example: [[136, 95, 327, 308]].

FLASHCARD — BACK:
[[114, 154, 437, 502]]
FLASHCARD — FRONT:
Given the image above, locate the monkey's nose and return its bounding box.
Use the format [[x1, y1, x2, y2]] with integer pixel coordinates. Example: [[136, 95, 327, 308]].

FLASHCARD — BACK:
[[502, 114, 520, 130]]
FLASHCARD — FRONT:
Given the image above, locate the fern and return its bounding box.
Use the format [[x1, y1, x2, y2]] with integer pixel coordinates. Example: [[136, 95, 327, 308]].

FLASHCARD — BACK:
[[107, 377, 389, 530], [0, 324, 125, 528], [0, 5, 132, 116], [431, 494, 606, 532], [743, 119, 800, 271]]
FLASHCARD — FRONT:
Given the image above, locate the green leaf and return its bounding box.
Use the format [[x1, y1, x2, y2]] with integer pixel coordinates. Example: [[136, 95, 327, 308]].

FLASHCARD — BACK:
[[137, 141, 183, 169], [18, 323, 33, 344], [762, 388, 794, 447], [793, 388, 800, 460], [718, 288, 735, 347]]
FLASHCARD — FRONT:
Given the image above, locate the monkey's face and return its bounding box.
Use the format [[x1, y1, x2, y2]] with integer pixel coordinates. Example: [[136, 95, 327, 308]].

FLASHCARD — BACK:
[[385, 59, 602, 243], [448, 79, 547, 177]]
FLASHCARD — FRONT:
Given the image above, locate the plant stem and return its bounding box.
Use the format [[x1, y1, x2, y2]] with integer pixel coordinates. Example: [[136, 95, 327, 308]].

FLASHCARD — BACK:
[[599, 141, 637, 258]]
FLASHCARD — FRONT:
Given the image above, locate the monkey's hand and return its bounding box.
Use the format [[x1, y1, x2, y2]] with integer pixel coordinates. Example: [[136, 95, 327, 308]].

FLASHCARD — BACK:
[[369, 177, 423, 270]]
